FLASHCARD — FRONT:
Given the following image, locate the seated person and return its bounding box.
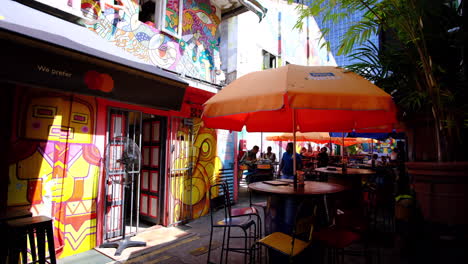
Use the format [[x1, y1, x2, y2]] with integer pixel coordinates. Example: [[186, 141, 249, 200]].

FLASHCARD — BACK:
[[316, 147, 329, 168], [390, 148, 399, 161], [389, 147, 400, 167], [312, 146, 321, 156], [367, 154, 382, 167], [380, 156, 389, 166], [300, 147, 307, 157], [240, 146, 260, 183], [300, 146, 314, 158], [277, 142, 303, 180], [262, 146, 277, 163], [240, 145, 259, 172]]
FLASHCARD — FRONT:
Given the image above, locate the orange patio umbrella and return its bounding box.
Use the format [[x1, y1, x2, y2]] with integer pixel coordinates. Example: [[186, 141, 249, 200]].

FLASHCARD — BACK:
[[265, 132, 331, 142], [202, 65, 397, 187], [266, 132, 370, 146], [203, 65, 396, 132]]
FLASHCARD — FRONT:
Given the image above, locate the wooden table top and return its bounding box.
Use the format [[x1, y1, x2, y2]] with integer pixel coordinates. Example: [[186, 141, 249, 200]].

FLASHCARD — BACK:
[[315, 167, 376, 175], [249, 180, 346, 196]]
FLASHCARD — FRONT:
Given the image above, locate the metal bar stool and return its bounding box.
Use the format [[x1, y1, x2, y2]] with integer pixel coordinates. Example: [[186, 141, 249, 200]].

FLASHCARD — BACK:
[[7, 216, 56, 264], [207, 182, 259, 264]]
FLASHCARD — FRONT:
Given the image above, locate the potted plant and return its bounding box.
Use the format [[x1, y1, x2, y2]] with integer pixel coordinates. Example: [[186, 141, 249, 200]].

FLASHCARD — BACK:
[[294, 0, 468, 226]]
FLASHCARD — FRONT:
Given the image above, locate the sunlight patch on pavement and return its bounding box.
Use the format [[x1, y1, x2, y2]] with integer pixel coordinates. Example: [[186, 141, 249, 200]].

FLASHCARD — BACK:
[[122, 236, 200, 264]]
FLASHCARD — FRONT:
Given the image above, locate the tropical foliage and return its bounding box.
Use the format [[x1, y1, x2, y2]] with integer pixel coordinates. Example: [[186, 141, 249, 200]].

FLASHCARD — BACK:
[[293, 0, 468, 161]]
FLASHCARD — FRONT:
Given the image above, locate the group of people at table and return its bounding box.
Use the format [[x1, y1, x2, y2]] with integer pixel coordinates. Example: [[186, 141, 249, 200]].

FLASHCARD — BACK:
[[238, 142, 395, 184]]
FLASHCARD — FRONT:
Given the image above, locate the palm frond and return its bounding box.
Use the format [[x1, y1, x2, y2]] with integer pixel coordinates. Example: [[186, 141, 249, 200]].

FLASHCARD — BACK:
[[338, 19, 379, 55]]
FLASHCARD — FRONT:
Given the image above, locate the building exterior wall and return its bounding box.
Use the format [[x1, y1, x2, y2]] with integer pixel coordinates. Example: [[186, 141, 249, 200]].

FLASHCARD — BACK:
[[79, 0, 225, 85], [167, 117, 236, 224], [219, 15, 238, 83], [3, 1, 236, 258], [6, 83, 233, 258], [8, 87, 104, 258], [220, 0, 336, 80]]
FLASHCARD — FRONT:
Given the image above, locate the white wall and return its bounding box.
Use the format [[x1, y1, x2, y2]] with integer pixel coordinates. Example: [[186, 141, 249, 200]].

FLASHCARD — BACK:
[[233, 0, 336, 78]]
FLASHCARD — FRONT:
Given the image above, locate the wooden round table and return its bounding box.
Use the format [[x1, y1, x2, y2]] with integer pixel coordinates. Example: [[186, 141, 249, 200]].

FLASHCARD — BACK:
[[249, 180, 345, 196], [249, 180, 346, 235], [315, 166, 377, 208], [314, 167, 376, 176]]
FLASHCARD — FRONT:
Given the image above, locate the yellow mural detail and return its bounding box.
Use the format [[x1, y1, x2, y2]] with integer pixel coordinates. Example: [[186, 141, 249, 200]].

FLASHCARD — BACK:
[[183, 12, 194, 33], [53, 218, 97, 252], [8, 91, 101, 258], [170, 118, 225, 222]]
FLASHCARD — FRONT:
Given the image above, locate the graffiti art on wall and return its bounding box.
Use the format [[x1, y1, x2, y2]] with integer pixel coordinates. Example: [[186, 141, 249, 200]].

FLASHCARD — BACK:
[[8, 88, 101, 258], [165, 0, 182, 35], [169, 117, 229, 223], [83, 0, 224, 84], [373, 138, 397, 155]]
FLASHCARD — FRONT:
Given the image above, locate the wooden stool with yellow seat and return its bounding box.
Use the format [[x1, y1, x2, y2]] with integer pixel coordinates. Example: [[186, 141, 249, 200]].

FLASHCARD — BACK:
[[250, 198, 364, 264], [250, 200, 317, 264]]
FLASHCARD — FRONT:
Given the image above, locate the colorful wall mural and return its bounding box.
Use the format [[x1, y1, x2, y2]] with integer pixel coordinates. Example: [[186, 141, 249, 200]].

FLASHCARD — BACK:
[[8, 87, 101, 258], [168, 117, 234, 223], [165, 0, 182, 35], [81, 0, 224, 84], [364, 138, 398, 155], [6, 87, 227, 257]]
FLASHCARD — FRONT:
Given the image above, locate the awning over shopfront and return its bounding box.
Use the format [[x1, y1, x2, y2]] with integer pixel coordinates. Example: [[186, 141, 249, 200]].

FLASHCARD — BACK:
[[0, 0, 188, 111]]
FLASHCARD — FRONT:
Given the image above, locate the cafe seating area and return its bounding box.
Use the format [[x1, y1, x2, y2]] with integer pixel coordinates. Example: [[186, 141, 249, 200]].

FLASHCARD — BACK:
[[214, 152, 404, 264]]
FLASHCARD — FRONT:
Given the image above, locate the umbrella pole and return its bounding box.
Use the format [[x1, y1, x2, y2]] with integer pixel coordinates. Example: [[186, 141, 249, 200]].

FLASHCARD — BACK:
[[293, 110, 297, 189], [261, 132, 263, 156], [279, 141, 282, 161], [277, 140, 282, 179], [342, 132, 345, 160]]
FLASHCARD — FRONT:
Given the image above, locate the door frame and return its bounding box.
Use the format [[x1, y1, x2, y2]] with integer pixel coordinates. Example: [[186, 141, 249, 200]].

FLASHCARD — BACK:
[[103, 107, 171, 241]]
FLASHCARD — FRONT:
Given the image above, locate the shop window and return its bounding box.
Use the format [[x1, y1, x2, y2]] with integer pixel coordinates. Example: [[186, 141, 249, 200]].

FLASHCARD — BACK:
[[139, 0, 183, 38], [262, 50, 277, 69]]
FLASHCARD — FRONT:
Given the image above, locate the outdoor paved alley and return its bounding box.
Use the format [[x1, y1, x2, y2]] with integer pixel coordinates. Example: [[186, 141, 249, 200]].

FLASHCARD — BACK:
[[58, 179, 466, 264]]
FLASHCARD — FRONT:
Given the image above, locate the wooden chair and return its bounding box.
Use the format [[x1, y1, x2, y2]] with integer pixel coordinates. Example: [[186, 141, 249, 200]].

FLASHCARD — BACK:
[[6, 216, 56, 264]]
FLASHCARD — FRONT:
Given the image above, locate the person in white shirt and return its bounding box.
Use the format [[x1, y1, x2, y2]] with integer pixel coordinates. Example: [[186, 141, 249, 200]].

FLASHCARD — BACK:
[[390, 147, 399, 161], [262, 146, 276, 162], [367, 154, 382, 167]]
